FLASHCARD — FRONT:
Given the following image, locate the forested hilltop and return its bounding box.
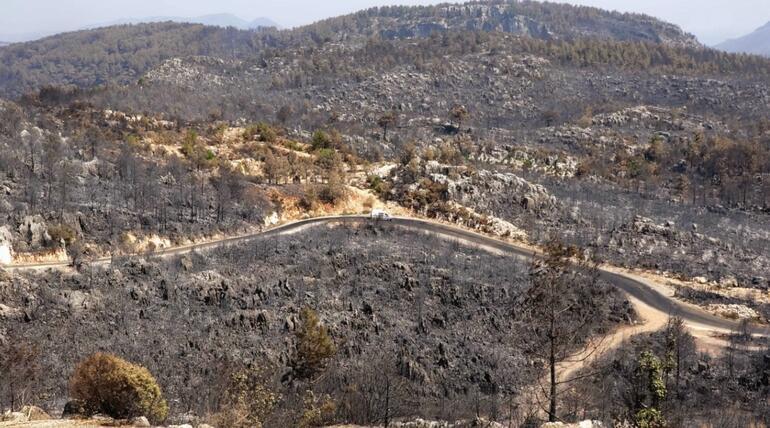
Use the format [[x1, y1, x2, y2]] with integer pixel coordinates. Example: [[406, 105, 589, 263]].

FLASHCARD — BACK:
[[0, 23, 261, 97], [0, 0, 709, 98], [303, 0, 699, 46]]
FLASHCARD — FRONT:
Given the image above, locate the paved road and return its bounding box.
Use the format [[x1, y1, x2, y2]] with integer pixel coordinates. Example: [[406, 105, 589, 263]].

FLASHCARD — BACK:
[[4, 215, 766, 336]]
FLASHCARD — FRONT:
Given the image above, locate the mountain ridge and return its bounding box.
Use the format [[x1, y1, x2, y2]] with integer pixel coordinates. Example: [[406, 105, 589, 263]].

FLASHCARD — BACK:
[[0, 13, 279, 44], [86, 13, 280, 31], [299, 1, 700, 48], [717, 20, 770, 56], [0, 0, 734, 98]]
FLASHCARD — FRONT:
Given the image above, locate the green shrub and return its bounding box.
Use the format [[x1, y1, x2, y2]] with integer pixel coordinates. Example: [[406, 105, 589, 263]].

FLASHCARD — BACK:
[[311, 130, 332, 150], [69, 353, 168, 423], [366, 175, 383, 192], [244, 122, 278, 143], [292, 307, 336, 380], [297, 391, 336, 428], [636, 408, 665, 428], [48, 223, 77, 246], [208, 366, 279, 428], [318, 182, 347, 205], [257, 123, 277, 143], [299, 186, 319, 211]]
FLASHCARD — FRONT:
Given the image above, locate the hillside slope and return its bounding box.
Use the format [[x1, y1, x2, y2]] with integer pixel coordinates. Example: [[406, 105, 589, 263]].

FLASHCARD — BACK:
[[0, 222, 631, 422], [0, 22, 261, 98], [0, 0, 701, 98], [306, 0, 699, 47]]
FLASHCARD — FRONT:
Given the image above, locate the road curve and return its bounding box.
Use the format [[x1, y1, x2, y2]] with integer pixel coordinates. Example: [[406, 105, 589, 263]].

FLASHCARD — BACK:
[[4, 214, 767, 337]]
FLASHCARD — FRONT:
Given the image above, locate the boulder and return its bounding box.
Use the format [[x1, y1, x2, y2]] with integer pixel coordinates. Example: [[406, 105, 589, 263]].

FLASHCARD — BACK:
[[707, 303, 759, 320], [20, 405, 50, 421], [0, 304, 23, 320], [0, 226, 13, 264], [0, 406, 50, 423], [131, 416, 151, 427], [180, 255, 193, 271], [542, 421, 603, 428], [91, 414, 116, 424], [719, 276, 738, 288], [1, 411, 28, 423], [18, 215, 51, 248], [61, 211, 84, 235]]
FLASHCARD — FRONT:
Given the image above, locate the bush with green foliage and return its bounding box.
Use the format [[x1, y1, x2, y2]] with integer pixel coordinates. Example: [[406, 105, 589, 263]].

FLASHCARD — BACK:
[[366, 175, 386, 194], [208, 367, 279, 428], [297, 391, 337, 428], [245, 122, 278, 143], [69, 353, 168, 423], [634, 350, 667, 428], [47, 223, 77, 246], [311, 130, 333, 151], [292, 307, 336, 380], [318, 181, 347, 205]]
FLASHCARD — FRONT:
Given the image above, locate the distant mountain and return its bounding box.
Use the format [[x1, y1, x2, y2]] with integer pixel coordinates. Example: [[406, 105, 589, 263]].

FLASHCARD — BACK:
[[0, 14, 278, 45], [717, 21, 770, 57], [88, 13, 279, 31]]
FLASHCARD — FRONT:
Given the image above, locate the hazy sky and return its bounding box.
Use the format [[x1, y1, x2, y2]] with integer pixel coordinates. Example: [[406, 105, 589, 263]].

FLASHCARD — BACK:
[[1, 0, 768, 45]]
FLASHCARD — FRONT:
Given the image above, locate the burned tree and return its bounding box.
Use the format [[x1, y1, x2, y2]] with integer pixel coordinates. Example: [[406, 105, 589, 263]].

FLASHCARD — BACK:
[[377, 111, 397, 142], [449, 104, 469, 131], [517, 241, 607, 422], [0, 342, 41, 412]]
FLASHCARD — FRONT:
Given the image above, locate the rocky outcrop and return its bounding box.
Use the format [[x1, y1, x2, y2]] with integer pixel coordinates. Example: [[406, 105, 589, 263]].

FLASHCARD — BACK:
[[0, 225, 13, 264], [0, 303, 24, 320], [392, 418, 504, 428], [145, 56, 241, 90], [337, 2, 698, 48], [541, 421, 604, 428], [422, 161, 557, 216], [707, 304, 759, 320], [17, 215, 51, 249]]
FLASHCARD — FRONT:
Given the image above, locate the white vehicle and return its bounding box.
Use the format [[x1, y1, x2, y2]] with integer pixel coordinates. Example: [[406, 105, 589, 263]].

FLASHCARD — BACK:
[[370, 209, 392, 221]]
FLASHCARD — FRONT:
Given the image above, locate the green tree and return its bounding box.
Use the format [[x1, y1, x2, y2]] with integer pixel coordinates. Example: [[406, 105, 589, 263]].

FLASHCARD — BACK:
[[634, 351, 667, 428], [292, 307, 336, 380], [311, 130, 336, 151], [209, 366, 279, 428]]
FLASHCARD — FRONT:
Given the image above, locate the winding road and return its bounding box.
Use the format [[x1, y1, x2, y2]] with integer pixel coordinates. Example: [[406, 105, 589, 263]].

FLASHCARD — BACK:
[[4, 215, 766, 339]]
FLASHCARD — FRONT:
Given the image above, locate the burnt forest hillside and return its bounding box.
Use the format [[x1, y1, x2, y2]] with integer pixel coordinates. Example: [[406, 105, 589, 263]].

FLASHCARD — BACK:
[[1, 1, 770, 427]]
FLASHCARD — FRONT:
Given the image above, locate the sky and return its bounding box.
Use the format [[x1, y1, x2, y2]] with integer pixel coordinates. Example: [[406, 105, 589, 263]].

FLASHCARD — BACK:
[[0, 0, 768, 46]]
